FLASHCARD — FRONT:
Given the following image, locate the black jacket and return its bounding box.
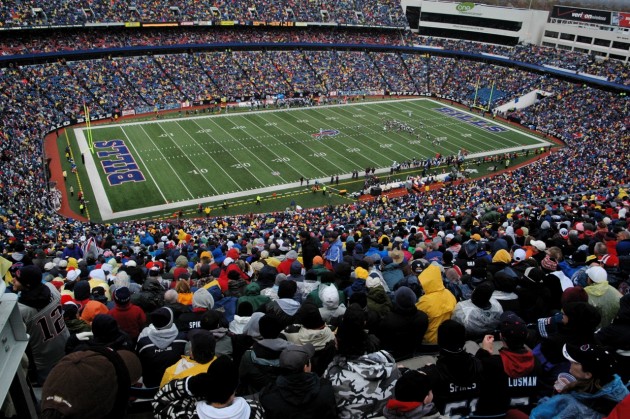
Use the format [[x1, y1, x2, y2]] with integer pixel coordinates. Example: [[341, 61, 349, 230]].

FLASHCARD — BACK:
[[260, 372, 337, 419], [377, 305, 428, 361]]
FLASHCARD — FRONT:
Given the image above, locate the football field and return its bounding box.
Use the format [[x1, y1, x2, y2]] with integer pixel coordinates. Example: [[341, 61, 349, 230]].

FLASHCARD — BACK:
[[72, 98, 551, 221]]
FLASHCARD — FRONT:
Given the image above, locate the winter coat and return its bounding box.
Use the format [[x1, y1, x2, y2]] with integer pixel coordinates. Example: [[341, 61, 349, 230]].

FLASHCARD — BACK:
[[238, 338, 290, 395], [130, 278, 165, 314], [319, 283, 347, 324], [530, 375, 629, 419], [259, 373, 337, 419], [377, 304, 429, 361], [265, 298, 301, 329], [238, 282, 271, 312], [367, 286, 393, 320], [381, 262, 405, 290], [301, 237, 322, 270], [136, 324, 188, 388], [108, 302, 146, 341], [324, 351, 400, 418], [416, 265, 457, 344], [596, 294, 630, 382]]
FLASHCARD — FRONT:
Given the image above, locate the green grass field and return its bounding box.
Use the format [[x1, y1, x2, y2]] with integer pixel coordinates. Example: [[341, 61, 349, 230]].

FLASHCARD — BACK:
[[68, 98, 551, 221]]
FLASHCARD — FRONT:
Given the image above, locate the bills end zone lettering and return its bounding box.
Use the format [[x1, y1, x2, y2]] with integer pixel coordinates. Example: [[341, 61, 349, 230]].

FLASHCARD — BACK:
[[95, 140, 146, 186], [312, 129, 340, 138]]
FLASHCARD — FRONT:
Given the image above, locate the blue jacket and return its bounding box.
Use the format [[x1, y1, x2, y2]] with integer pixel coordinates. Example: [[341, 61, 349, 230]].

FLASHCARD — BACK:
[[530, 375, 629, 419], [325, 239, 344, 266]]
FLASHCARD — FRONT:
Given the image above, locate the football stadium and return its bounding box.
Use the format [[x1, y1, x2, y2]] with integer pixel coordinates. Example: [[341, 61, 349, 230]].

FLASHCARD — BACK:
[[1, 0, 629, 418]]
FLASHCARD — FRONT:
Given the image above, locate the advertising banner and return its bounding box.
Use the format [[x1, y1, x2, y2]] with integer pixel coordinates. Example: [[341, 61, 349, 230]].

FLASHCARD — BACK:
[[615, 12, 630, 28], [551, 6, 611, 25]]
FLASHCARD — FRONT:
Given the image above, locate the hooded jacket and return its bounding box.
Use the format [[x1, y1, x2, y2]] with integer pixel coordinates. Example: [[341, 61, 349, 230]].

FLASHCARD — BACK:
[[324, 351, 400, 418], [416, 265, 456, 344], [136, 324, 188, 388], [237, 282, 271, 312], [260, 373, 337, 419], [238, 338, 290, 394], [367, 286, 393, 319], [319, 284, 346, 323], [382, 262, 405, 290]]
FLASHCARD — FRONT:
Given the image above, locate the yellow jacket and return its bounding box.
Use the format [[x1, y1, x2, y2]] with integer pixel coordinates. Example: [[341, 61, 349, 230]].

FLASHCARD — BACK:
[[416, 265, 456, 344]]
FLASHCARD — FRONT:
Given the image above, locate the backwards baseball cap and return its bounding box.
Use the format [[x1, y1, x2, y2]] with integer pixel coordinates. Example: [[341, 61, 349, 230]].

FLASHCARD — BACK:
[[279, 343, 315, 372], [562, 343, 617, 380], [410, 259, 429, 274], [530, 240, 546, 252], [513, 249, 526, 262]]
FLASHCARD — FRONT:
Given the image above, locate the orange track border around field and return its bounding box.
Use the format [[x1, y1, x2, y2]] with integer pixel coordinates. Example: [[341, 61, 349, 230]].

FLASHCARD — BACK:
[[45, 130, 89, 222]]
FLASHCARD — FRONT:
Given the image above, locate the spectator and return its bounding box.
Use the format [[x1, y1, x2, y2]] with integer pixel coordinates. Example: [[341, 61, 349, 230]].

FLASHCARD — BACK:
[[416, 264, 457, 344], [136, 307, 188, 388], [14, 265, 69, 384], [420, 320, 483, 417], [530, 344, 628, 418], [259, 343, 337, 419]]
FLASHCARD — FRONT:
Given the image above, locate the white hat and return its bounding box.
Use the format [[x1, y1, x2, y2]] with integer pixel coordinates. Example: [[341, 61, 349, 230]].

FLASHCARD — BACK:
[[513, 249, 526, 262], [58, 260, 68, 268], [586, 266, 607, 283], [89, 269, 106, 281], [66, 269, 81, 282], [44, 262, 55, 271], [530, 240, 546, 252], [67, 239, 74, 245], [125, 260, 137, 267]]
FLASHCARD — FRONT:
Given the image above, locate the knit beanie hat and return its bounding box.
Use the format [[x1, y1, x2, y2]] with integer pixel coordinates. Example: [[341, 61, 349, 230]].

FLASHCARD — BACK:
[[438, 320, 466, 353], [355, 267, 369, 279], [299, 303, 325, 329], [394, 286, 418, 311], [150, 307, 174, 330], [80, 300, 109, 325], [259, 314, 283, 339], [114, 287, 131, 305], [16, 265, 43, 290], [471, 281, 494, 309], [73, 280, 91, 301]]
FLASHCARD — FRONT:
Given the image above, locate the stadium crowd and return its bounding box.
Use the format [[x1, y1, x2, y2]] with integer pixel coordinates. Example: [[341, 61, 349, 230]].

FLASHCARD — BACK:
[[0, 0, 407, 28], [1, 10, 630, 419]]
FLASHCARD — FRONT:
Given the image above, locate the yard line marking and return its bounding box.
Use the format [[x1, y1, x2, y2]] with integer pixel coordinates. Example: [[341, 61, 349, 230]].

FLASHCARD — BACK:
[[274, 110, 364, 173], [247, 114, 327, 177], [310, 107, 416, 161], [138, 124, 196, 199]]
